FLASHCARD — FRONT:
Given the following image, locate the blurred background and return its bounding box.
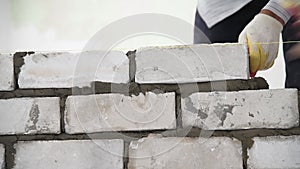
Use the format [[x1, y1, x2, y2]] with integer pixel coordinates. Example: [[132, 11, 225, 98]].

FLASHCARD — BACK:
[[0, 0, 285, 88]]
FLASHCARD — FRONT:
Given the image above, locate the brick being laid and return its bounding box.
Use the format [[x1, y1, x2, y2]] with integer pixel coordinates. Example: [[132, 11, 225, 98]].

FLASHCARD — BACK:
[[135, 43, 249, 84], [64, 92, 176, 134], [181, 89, 299, 130]]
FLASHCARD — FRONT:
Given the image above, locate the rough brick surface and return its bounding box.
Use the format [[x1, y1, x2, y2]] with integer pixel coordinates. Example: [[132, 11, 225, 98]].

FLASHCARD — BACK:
[[0, 97, 60, 135], [182, 89, 299, 130], [0, 54, 14, 91], [13, 139, 123, 169], [18, 51, 129, 88], [0, 144, 4, 169], [128, 136, 243, 169], [135, 43, 249, 84], [65, 92, 176, 134], [248, 136, 300, 169]]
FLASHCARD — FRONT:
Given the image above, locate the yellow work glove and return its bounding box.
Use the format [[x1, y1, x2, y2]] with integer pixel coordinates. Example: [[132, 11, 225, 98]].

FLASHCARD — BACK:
[[238, 14, 283, 76]]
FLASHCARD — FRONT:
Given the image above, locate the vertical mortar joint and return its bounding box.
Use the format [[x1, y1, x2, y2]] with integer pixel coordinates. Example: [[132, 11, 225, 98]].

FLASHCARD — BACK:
[[126, 50, 137, 83]]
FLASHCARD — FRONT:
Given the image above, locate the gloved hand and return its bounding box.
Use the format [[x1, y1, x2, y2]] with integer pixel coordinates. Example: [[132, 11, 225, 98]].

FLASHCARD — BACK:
[[239, 13, 283, 77]]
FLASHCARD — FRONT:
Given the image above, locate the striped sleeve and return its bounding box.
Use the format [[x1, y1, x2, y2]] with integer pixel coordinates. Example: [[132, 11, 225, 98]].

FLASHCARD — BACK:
[[263, 0, 300, 24]]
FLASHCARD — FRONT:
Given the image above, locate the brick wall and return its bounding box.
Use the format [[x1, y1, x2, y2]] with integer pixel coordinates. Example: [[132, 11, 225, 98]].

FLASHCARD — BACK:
[[0, 43, 299, 169]]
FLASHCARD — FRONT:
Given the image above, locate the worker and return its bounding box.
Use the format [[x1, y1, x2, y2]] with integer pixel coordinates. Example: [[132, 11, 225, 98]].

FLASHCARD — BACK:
[[194, 0, 300, 88]]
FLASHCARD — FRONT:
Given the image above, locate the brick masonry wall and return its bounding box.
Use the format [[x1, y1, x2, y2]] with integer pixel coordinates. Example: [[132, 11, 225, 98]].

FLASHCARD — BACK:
[[0, 43, 299, 169]]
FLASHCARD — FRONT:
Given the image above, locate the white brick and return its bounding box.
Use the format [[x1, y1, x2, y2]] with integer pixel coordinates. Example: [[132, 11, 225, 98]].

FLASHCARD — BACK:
[[182, 89, 299, 130], [13, 139, 123, 169], [0, 97, 60, 135], [135, 43, 249, 84], [128, 136, 243, 169], [65, 92, 176, 134], [0, 54, 14, 91], [18, 51, 129, 88], [0, 144, 4, 169], [248, 136, 300, 169]]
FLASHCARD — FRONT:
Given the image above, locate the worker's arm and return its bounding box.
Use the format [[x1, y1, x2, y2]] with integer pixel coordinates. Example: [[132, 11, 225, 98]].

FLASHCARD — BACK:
[[238, 0, 300, 77]]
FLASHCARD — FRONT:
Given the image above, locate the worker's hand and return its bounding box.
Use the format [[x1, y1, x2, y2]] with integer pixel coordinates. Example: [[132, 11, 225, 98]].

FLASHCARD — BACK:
[[239, 13, 283, 77]]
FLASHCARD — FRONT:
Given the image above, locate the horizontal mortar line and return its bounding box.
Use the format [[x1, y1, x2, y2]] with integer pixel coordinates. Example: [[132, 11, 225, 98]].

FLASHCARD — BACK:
[[0, 81, 268, 99], [0, 130, 171, 142], [0, 90, 134, 99], [9, 78, 266, 90], [11, 81, 250, 89], [0, 91, 154, 99], [0, 127, 299, 143], [211, 127, 300, 138]]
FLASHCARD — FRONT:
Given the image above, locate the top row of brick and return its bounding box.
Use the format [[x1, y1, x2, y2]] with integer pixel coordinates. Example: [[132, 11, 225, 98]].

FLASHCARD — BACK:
[[0, 43, 249, 90]]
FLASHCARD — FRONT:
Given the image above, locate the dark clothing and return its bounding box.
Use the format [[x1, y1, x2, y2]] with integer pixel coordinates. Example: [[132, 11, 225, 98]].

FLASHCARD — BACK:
[[194, 0, 300, 89]]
